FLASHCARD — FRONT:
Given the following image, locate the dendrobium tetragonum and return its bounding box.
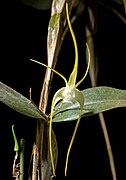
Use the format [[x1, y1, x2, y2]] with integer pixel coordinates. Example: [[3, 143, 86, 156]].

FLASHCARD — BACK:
[[31, 2, 90, 176]]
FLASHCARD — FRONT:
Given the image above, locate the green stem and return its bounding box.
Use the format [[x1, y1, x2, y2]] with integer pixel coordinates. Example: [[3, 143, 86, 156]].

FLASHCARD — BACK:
[[20, 139, 25, 180]]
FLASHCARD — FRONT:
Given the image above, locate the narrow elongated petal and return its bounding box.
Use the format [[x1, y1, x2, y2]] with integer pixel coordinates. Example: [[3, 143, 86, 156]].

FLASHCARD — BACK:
[[66, 3, 78, 87], [30, 59, 67, 85], [65, 89, 84, 176], [49, 87, 66, 176], [75, 42, 91, 88]]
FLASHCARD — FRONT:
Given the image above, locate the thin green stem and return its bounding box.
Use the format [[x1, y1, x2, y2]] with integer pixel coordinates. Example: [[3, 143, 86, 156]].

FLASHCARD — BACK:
[[20, 139, 25, 180]]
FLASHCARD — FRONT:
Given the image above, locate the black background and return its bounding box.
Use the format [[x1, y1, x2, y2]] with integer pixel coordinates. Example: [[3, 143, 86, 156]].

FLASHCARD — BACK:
[[0, 0, 126, 179]]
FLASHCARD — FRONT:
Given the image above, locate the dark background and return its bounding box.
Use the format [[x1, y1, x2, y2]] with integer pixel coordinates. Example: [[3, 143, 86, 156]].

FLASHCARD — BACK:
[[0, 0, 126, 179]]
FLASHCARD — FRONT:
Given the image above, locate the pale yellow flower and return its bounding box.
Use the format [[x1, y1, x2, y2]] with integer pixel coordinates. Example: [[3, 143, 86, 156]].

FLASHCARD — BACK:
[[31, 2, 90, 176]]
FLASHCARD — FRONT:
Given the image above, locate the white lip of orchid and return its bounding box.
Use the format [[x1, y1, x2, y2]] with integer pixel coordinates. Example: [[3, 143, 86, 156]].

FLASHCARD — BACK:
[[30, 2, 90, 177], [63, 87, 76, 100]]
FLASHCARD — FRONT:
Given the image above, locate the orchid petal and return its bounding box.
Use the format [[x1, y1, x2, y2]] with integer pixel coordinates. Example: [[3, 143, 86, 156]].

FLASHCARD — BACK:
[[30, 59, 67, 86], [65, 89, 84, 176], [76, 42, 91, 88], [49, 87, 66, 175], [66, 3, 78, 87], [49, 88, 84, 176]]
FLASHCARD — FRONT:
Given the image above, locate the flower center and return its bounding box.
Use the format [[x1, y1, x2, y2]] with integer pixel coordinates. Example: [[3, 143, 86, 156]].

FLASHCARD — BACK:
[[63, 87, 75, 102]]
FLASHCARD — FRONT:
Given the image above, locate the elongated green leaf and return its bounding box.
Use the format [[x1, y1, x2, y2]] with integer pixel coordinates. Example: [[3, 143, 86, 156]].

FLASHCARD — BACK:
[[0, 82, 45, 120], [53, 86, 126, 122]]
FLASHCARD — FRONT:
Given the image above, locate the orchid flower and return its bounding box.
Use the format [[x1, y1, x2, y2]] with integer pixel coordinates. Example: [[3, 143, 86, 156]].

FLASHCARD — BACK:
[[31, 2, 90, 176]]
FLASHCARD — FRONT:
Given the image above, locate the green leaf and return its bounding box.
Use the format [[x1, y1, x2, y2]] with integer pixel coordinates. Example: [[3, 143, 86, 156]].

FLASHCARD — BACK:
[[18, 0, 52, 10], [0, 82, 45, 120], [53, 86, 126, 122]]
